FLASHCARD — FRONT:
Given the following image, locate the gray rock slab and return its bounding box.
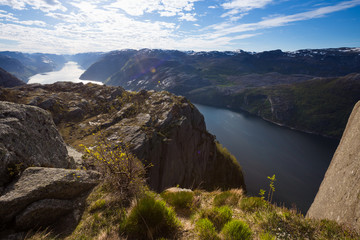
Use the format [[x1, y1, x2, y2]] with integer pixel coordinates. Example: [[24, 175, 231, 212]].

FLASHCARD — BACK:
[[15, 199, 74, 230], [0, 101, 71, 187], [307, 101, 360, 233], [0, 167, 100, 224]]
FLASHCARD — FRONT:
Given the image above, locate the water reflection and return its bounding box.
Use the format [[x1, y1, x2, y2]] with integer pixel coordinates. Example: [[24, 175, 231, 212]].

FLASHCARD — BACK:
[[195, 104, 338, 213]]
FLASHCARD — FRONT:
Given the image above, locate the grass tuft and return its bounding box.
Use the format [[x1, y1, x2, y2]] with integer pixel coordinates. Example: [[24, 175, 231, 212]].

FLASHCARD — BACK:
[[125, 192, 181, 239], [161, 189, 194, 213], [240, 196, 269, 212], [213, 190, 242, 207], [195, 218, 220, 240], [200, 206, 232, 231], [221, 219, 252, 240]]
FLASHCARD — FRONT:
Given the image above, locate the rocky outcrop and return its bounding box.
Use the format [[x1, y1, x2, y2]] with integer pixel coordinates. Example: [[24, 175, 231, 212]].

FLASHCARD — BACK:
[[0, 101, 72, 189], [0, 167, 100, 236], [307, 101, 360, 233], [0, 68, 25, 88], [0, 82, 246, 192]]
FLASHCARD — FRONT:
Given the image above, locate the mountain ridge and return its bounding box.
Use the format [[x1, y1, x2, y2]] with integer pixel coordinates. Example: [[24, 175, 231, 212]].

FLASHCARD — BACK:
[[78, 47, 360, 138]]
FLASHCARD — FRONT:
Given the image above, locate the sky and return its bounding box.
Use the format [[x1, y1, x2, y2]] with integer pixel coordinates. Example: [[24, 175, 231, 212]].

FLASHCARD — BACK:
[[0, 0, 359, 54]]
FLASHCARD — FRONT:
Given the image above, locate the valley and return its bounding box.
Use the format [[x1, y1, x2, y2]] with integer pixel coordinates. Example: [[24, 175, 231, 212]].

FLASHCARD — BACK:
[[0, 47, 359, 239], [3, 54, 344, 213]]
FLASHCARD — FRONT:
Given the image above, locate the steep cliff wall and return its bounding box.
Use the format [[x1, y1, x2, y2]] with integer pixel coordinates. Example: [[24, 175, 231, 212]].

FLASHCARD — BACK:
[[307, 101, 360, 233], [0, 82, 245, 192]]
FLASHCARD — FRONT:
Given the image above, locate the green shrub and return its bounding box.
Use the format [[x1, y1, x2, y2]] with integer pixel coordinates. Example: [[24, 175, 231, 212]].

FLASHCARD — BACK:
[[161, 190, 194, 212], [80, 134, 147, 199], [195, 218, 219, 240], [213, 190, 241, 207], [125, 193, 180, 239], [240, 197, 268, 212], [221, 220, 252, 240], [200, 206, 232, 231]]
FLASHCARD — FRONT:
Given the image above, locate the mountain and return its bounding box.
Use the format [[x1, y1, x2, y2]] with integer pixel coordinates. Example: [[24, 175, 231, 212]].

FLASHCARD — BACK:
[[0, 55, 35, 81], [80, 48, 360, 87], [69, 52, 104, 70], [80, 48, 360, 138], [189, 73, 360, 138], [0, 82, 245, 192], [0, 67, 25, 88], [0, 51, 67, 82]]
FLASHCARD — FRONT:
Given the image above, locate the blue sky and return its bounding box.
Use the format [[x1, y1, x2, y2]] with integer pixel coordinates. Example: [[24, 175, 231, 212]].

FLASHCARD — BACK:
[[0, 0, 359, 53]]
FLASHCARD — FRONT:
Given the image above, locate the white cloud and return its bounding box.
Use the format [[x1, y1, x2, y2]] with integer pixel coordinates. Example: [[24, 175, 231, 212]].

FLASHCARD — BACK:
[[221, 0, 273, 19], [222, 0, 273, 11], [229, 13, 247, 22], [15, 20, 47, 27], [208, 6, 217, 9], [0, 1, 178, 54], [106, 0, 200, 18], [0, 0, 66, 12], [212, 0, 360, 38], [0, 10, 18, 21], [179, 12, 197, 21], [0, 0, 26, 10], [1, 0, 359, 53]]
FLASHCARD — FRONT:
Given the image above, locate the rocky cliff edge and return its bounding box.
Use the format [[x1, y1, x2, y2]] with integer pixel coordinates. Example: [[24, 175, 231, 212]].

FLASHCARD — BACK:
[[0, 82, 246, 192], [307, 101, 360, 233]]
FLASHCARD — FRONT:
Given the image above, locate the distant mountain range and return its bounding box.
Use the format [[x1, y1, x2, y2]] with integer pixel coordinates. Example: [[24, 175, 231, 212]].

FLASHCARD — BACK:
[[1, 47, 359, 137], [0, 51, 103, 82], [78, 47, 360, 138], [80, 48, 360, 91]]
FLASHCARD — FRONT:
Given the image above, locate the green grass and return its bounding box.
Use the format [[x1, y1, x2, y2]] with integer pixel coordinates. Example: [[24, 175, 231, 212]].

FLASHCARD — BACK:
[[195, 218, 220, 240], [240, 196, 269, 212], [260, 232, 276, 240], [22, 187, 360, 240], [89, 199, 106, 212], [125, 192, 181, 239], [213, 190, 242, 207], [221, 220, 252, 240], [200, 206, 232, 231], [161, 190, 195, 214], [66, 185, 126, 240]]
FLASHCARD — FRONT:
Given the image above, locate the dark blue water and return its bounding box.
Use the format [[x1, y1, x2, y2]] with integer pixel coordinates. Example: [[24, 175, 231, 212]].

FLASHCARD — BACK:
[[195, 104, 339, 213]]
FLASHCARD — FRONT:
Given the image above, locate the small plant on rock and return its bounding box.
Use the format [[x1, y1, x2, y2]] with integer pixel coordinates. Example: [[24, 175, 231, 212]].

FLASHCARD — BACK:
[[80, 132, 148, 199], [267, 174, 276, 203]]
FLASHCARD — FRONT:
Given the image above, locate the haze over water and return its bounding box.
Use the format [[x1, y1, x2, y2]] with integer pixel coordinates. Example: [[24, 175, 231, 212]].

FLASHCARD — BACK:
[[195, 104, 339, 213], [28, 61, 102, 85]]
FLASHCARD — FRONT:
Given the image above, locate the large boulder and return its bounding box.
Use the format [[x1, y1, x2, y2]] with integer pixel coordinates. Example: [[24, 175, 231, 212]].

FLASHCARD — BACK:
[[0, 101, 72, 189], [307, 101, 360, 233], [0, 167, 100, 234]]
